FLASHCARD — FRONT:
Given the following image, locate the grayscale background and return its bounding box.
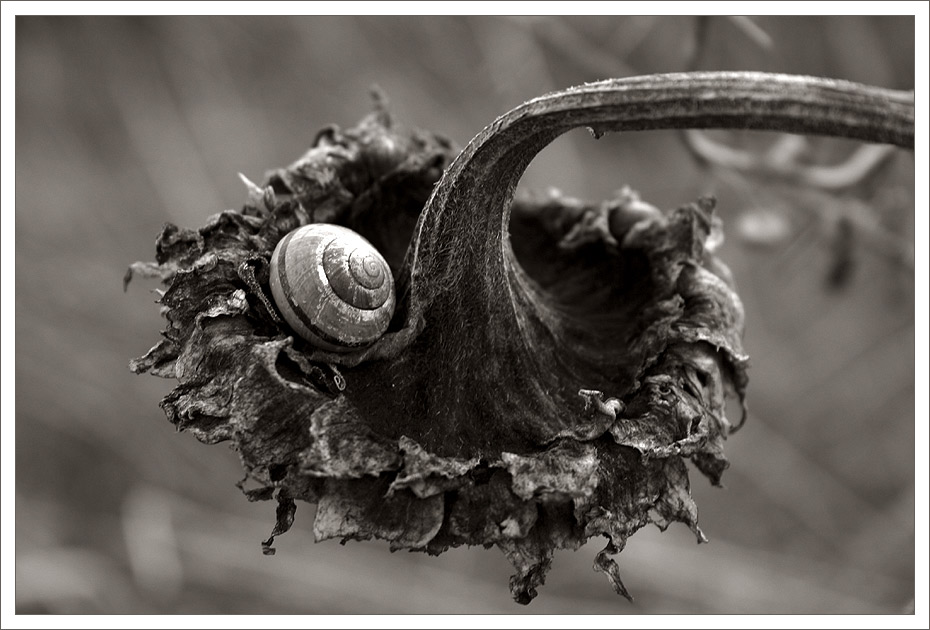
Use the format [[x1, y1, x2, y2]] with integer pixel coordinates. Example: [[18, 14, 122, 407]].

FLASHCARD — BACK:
[[14, 16, 916, 614]]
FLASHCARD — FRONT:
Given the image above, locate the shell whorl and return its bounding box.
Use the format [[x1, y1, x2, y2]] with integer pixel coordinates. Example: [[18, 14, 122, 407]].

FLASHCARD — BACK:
[[269, 224, 395, 351], [322, 237, 391, 309]]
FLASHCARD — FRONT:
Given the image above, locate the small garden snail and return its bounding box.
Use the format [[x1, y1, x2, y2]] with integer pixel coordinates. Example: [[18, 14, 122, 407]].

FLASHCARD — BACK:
[[269, 224, 395, 352]]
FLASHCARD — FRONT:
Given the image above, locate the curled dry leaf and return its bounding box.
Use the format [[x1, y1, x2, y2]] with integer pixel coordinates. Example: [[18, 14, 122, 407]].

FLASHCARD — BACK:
[[129, 73, 913, 604]]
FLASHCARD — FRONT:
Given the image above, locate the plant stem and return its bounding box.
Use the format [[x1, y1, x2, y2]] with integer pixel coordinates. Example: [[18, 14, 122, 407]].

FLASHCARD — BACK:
[[405, 71, 913, 314]]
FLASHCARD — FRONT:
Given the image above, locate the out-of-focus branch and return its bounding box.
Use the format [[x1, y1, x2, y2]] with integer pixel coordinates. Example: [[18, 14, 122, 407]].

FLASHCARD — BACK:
[[682, 130, 899, 191], [507, 16, 642, 78], [727, 16, 774, 50]]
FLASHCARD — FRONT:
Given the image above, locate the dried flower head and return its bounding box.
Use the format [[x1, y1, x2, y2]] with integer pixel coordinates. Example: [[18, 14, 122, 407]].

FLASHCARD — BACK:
[[129, 73, 912, 604]]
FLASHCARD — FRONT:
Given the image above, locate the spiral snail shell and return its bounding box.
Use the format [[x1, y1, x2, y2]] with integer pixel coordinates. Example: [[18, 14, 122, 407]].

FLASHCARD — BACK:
[[269, 224, 395, 352]]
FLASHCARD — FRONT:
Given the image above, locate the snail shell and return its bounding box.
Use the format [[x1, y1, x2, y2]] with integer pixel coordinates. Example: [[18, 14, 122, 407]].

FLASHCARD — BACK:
[[269, 224, 395, 352]]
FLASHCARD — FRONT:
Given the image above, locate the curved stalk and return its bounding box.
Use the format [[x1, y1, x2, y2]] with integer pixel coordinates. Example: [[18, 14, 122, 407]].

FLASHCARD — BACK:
[[405, 71, 912, 321]]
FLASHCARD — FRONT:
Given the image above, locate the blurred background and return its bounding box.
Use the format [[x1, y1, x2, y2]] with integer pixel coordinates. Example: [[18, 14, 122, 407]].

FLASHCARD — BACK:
[[13, 16, 916, 614]]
